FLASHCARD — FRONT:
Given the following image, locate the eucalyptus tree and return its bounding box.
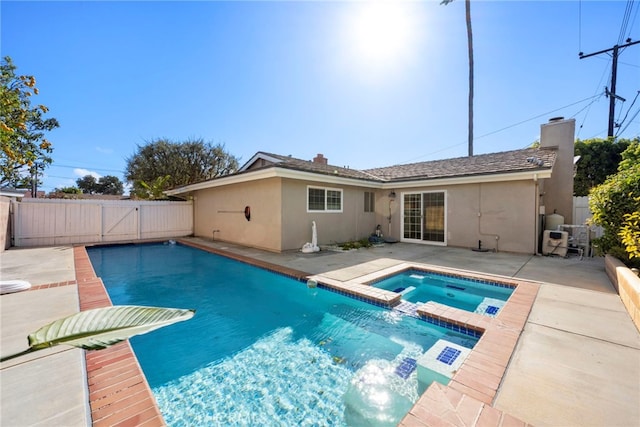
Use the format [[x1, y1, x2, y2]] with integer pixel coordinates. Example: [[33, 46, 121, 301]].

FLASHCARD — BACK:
[[441, 0, 474, 156]]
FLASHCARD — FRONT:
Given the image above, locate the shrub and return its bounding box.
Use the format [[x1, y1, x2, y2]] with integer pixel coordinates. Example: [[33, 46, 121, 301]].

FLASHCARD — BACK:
[[589, 141, 640, 268]]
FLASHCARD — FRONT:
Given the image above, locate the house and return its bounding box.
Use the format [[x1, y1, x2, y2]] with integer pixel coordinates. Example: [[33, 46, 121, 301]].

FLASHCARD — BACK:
[[165, 118, 576, 254]]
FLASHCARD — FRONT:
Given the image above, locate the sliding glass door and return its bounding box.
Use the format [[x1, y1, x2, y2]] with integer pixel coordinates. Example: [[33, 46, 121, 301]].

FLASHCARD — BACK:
[[402, 191, 446, 244]]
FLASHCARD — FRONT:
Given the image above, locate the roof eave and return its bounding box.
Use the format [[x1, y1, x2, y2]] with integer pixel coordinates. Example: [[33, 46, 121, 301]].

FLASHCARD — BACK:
[[164, 167, 385, 195], [165, 167, 553, 196], [383, 168, 553, 189]]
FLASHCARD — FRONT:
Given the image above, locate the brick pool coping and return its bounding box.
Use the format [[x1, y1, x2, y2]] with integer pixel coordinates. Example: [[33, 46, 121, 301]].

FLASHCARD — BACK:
[[75, 246, 165, 427], [75, 241, 537, 426]]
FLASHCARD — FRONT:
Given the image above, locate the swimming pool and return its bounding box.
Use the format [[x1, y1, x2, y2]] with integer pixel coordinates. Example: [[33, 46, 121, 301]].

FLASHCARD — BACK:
[[88, 243, 480, 426], [371, 269, 515, 317]]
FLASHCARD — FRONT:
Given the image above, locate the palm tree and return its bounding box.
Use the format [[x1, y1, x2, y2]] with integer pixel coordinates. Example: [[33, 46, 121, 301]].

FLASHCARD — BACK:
[[441, 0, 474, 156]]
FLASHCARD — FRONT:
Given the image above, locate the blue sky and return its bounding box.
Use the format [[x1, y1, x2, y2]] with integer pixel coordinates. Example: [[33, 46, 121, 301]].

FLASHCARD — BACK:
[[2, 1, 639, 193]]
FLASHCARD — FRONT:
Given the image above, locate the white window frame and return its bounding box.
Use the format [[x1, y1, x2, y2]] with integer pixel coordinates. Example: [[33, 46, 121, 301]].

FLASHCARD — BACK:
[[307, 186, 343, 213]]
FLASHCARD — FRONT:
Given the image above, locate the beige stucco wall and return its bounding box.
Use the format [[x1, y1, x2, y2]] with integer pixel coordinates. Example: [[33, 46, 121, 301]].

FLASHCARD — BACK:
[[191, 177, 540, 254], [192, 178, 283, 252], [0, 197, 10, 250], [389, 180, 538, 253], [280, 179, 378, 250]]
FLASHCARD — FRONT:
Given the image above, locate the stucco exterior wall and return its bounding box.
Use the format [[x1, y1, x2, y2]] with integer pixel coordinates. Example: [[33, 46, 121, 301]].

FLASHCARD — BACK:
[[0, 197, 10, 251], [280, 179, 378, 251], [390, 180, 538, 254], [192, 178, 283, 252]]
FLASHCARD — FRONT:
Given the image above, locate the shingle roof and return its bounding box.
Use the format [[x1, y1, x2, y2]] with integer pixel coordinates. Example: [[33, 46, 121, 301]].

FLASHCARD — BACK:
[[247, 152, 381, 181], [248, 148, 556, 183], [363, 148, 556, 182]]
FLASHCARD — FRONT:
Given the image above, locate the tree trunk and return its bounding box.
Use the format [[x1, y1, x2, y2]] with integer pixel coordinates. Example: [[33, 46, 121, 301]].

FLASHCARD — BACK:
[[466, 0, 474, 156]]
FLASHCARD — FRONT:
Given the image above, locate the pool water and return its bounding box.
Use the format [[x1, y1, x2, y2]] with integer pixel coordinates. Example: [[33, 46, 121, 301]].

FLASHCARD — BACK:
[[372, 270, 514, 316], [88, 243, 479, 426]]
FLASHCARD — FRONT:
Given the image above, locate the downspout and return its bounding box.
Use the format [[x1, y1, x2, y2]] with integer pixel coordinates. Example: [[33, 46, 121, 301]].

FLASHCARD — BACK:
[[478, 183, 500, 252]]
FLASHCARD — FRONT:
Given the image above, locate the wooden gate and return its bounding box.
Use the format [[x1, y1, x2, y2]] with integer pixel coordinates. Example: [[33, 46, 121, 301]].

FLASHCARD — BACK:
[[11, 199, 192, 247]]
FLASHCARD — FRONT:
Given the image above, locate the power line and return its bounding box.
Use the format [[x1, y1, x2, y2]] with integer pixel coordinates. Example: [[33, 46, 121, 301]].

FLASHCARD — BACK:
[[469, 94, 603, 145], [615, 90, 639, 137], [618, 0, 634, 45], [51, 163, 125, 174], [401, 95, 604, 163], [579, 38, 640, 136], [617, 104, 640, 136]]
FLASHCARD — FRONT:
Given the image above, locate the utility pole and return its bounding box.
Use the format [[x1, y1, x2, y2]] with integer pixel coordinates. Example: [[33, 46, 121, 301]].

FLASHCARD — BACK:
[[30, 163, 40, 198], [579, 39, 640, 137]]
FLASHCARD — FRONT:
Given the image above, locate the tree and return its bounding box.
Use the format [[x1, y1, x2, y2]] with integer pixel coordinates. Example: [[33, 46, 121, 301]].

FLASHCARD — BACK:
[[97, 175, 124, 195], [573, 137, 631, 196], [441, 0, 473, 156], [1, 56, 59, 187], [125, 138, 239, 193], [589, 141, 640, 267], [76, 175, 99, 194], [54, 186, 82, 194], [76, 174, 124, 195]]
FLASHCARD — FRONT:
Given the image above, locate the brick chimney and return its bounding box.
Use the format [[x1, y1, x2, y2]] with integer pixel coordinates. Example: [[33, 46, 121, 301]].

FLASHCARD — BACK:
[[313, 154, 328, 165]]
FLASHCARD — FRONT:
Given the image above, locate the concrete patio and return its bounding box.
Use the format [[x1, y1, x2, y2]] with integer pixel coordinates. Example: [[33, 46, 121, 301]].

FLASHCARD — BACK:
[[1, 240, 639, 426]]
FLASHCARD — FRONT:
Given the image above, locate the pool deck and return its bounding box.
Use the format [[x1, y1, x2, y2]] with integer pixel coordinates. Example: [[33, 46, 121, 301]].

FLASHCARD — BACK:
[[1, 238, 639, 426]]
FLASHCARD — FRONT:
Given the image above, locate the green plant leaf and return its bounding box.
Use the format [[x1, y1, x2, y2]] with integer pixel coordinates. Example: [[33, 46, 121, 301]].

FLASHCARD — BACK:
[[1, 305, 194, 362]]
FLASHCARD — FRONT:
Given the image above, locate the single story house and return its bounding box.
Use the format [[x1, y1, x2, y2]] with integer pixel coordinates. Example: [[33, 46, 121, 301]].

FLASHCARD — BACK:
[[166, 118, 576, 254]]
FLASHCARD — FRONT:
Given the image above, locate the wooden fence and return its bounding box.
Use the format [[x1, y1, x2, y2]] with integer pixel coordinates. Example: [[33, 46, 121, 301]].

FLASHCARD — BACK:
[[11, 199, 193, 247]]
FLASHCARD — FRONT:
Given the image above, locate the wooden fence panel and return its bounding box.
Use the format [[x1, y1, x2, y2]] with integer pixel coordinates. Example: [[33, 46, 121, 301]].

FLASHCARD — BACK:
[[11, 199, 192, 247], [573, 196, 591, 225]]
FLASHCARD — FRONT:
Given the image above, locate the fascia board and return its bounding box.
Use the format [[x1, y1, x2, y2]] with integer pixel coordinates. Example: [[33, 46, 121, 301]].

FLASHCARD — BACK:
[[381, 169, 552, 189], [165, 167, 552, 195]]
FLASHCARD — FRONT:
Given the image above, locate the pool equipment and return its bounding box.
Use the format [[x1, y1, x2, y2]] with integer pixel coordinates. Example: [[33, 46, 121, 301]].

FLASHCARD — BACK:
[[542, 230, 568, 257]]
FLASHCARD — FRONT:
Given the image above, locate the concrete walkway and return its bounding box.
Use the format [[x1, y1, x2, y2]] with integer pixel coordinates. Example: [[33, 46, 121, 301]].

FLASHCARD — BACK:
[[1, 241, 639, 426], [0, 246, 88, 427]]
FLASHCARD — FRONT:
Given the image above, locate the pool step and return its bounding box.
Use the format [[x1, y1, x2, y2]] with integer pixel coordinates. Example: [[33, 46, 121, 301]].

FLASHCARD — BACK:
[[394, 301, 420, 317]]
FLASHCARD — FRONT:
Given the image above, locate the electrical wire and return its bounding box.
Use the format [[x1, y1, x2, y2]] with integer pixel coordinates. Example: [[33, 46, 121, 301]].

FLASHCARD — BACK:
[[467, 93, 602, 145], [618, 0, 634, 45], [616, 104, 640, 137], [401, 94, 605, 163], [627, 1, 639, 41], [615, 90, 639, 137], [578, 0, 582, 54], [50, 164, 125, 173], [576, 61, 611, 139], [570, 92, 606, 120]]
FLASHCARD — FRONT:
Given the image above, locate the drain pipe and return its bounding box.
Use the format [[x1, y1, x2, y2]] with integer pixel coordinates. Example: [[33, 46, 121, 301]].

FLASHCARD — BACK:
[[477, 184, 500, 252]]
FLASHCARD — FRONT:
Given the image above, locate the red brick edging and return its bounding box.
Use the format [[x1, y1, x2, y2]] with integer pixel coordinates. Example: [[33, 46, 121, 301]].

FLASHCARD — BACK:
[[74, 246, 165, 427]]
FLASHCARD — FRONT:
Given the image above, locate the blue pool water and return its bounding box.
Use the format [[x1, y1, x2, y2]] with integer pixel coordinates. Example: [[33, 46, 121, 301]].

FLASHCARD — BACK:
[[372, 270, 514, 316], [88, 243, 479, 426]]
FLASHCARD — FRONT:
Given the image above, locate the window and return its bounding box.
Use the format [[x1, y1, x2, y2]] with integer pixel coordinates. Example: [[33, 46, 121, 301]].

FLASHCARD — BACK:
[[307, 186, 343, 212], [364, 192, 375, 213]]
